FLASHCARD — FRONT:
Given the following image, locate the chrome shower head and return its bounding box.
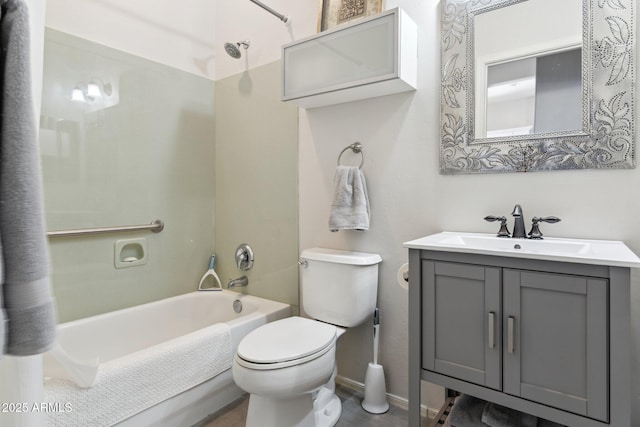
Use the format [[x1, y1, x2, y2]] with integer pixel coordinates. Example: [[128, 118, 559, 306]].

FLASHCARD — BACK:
[[224, 40, 250, 59]]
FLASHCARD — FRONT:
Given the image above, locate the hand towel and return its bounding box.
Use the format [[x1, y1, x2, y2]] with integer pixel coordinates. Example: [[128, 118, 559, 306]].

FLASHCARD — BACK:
[[0, 0, 57, 356], [328, 165, 370, 232]]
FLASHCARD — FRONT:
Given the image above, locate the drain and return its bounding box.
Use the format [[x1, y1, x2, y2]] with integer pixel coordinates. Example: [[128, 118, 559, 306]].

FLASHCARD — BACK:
[[514, 244, 522, 250], [233, 299, 243, 313]]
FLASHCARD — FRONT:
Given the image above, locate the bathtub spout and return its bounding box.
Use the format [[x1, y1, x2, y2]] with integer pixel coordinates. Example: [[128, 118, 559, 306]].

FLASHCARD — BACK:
[[228, 276, 248, 288]]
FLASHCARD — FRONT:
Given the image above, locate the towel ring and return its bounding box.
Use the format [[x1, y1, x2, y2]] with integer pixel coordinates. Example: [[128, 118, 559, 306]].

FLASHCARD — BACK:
[[337, 142, 364, 169]]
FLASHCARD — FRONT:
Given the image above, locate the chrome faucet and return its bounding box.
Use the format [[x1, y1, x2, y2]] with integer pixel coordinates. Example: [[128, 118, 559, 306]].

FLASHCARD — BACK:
[[511, 204, 527, 239], [227, 275, 248, 288]]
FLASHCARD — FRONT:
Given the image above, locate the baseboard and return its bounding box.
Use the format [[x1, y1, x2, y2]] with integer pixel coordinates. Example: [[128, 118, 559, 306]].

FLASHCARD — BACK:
[[336, 375, 436, 420]]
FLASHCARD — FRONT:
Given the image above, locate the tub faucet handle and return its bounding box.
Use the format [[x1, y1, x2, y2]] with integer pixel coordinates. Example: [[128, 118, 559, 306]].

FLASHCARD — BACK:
[[235, 244, 254, 271], [484, 215, 511, 238]]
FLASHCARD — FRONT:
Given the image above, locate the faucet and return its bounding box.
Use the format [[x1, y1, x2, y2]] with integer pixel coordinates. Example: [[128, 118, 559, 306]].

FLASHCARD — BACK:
[[486, 205, 561, 239], [511, 204, 527, 238], [227, 275, 248, 289]]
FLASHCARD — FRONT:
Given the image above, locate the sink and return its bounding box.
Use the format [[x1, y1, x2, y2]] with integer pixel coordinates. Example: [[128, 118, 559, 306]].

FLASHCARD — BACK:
[[438, 234, 591, 255], [404, 232, 640, 267]]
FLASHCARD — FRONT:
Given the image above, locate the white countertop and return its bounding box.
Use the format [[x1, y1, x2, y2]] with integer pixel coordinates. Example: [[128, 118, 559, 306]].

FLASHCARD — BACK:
[[403, 232, 640, 268]]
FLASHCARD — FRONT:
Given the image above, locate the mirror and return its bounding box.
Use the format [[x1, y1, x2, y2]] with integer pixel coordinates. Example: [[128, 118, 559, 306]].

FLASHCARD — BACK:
[[474, 0, 582, 138], [440, 0, 635, 174]]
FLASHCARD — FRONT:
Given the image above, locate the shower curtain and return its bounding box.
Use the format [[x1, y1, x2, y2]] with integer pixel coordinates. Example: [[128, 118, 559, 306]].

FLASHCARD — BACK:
[[0, 1, 51, 426]]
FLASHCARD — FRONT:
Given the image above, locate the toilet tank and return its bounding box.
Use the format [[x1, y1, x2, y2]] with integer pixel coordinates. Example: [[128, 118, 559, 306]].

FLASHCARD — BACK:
[[300, 248, 382, 328]]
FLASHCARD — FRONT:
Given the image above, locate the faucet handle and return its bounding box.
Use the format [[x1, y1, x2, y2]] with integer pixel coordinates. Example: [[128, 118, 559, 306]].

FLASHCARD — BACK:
[[536, 216, 561, 224], [528, 216, 561, 239], [484, 215, 511, 238]]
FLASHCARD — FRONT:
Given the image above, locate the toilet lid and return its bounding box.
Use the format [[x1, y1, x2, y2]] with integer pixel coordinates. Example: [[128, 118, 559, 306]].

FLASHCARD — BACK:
[[237, 316, 337, 365]]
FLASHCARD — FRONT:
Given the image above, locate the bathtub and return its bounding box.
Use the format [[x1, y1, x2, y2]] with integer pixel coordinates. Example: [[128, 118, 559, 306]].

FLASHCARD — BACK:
[[42, 290, 290, 427]]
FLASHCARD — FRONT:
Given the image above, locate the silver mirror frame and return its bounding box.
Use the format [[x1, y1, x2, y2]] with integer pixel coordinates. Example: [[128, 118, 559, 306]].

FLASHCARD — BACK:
[[440, 0, 635, 174]]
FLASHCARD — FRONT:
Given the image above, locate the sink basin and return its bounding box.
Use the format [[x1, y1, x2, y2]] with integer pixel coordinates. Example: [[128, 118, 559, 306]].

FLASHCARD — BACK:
[[404, 232, 640, 267], [438, 234, 591, 256]]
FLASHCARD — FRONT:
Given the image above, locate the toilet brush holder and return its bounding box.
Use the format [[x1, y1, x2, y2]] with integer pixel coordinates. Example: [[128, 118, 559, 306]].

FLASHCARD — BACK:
[[362, 308, 389, 414], [362, 362, 389, 414]]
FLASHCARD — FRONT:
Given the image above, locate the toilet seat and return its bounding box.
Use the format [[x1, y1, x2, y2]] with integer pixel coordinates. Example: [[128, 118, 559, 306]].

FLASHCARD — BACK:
[[236, 316, 337, 370]]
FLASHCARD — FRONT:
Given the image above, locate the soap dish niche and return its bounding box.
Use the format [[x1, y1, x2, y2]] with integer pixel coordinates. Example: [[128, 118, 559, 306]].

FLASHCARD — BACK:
[[115, 238, 148, 269]]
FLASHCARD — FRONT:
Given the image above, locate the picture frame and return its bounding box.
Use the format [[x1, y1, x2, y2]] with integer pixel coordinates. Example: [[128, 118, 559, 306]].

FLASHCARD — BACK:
[[318, 0, 384, 32]]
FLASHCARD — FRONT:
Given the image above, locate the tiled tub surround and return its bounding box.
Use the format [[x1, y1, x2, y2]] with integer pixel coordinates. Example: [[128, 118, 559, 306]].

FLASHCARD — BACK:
[[40, 28, 216, 322]]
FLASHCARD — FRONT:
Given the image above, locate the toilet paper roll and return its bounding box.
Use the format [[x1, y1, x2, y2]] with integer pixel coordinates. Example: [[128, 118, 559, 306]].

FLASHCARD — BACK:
[[397, 263, 409, 290]]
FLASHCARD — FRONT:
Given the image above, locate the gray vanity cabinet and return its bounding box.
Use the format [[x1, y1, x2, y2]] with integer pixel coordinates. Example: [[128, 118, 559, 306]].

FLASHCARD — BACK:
[[422, 261, 501, 390], [408, 249, 631, 427], [502, 270, 608, 422]]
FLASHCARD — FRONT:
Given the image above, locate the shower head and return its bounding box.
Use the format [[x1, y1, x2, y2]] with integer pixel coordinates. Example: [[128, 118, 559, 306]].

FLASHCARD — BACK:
[[224, 40, 250, 59]]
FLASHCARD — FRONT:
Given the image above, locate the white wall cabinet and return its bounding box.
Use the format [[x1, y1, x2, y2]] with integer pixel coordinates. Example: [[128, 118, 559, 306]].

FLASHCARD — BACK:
[[282, 8, 417, 109]]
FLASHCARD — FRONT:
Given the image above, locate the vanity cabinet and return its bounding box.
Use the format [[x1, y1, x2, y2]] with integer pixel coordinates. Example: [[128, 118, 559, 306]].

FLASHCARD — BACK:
[[422, 262, 502, 390], [423, 260, 608, 422], [502, 270, 608, 422], [407, 248, 632, 427]]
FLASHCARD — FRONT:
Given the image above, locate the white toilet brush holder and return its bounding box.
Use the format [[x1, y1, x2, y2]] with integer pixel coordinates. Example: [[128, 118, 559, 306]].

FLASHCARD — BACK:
[[362, 308, 389, 414], [362, 362, 389, 414]]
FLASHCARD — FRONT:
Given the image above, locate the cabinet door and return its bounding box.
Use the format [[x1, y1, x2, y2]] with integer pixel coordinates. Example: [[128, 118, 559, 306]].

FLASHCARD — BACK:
[[422, 261, 501, 390], [503, 270, 608, 422]]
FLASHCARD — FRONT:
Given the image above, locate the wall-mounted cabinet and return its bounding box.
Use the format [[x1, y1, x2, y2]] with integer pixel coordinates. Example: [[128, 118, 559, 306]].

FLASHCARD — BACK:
[[282, 8, 417, 109]]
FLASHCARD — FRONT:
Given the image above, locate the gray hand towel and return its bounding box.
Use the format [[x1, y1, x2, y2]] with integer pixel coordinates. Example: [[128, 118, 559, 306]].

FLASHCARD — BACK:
[[328, 165, 370, 232], [0, 0, 57, 356]]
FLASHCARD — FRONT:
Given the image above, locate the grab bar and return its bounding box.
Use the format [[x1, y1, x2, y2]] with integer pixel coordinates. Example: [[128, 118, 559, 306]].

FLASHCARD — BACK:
[[47, 219, 164, 238]]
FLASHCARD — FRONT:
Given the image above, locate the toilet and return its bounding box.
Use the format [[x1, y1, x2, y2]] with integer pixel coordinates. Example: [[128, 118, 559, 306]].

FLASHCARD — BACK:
[[232, 247, 382, 427]]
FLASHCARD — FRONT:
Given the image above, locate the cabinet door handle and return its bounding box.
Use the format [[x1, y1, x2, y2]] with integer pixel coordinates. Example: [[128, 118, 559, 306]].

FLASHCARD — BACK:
[[488, 311, 495, 348], [507, 316, 515, 354]]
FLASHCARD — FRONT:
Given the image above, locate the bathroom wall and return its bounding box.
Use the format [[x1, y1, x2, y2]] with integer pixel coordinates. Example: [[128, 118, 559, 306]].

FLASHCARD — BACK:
[[211, 0, 317, 309], [46, 0, 216, 78], [43, 0, 217, 321], [43, 0, 306, 321], [213, 61, 299, 309], [41, 29, 216, 322], [297, 0, 640, 421], [214, 0, 318, 80], [293, 0, 440, 409]]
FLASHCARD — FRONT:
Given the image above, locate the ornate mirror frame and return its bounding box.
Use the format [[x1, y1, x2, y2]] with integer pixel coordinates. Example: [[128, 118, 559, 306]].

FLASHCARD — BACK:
[[440, 0, 635, 174]]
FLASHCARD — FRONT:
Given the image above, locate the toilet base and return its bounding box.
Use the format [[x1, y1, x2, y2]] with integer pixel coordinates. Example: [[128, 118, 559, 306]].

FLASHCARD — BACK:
[[246, 393, 315, 427], [314, 390, 342, 427], [245, 378, 342, 427]]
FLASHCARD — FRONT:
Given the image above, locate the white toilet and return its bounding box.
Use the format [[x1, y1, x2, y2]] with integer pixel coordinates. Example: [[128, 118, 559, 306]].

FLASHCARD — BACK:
[[232, 247, 382, 427]]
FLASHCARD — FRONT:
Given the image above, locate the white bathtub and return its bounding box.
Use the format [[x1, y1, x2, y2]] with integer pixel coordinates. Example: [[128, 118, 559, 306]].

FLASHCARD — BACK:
[[43, 290, 290, 427]]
